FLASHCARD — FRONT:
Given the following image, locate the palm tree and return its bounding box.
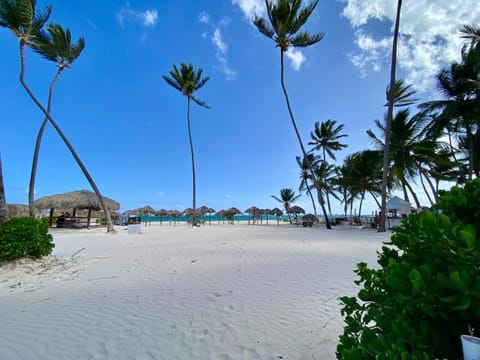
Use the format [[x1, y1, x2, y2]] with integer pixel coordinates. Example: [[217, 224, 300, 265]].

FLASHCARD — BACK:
[[0, 152, 8, 224], [0, 0, 115, 232], [343, 150, 383, 216], [28, 23, 85, 217], [380, 0, 402, 232], [420, 33, 480, 181], [311, 159, 339, 217], [384, 79, 418, 107], [296, 154, 317, 216], [308, 119, 347, 217], [163, 63, 210, 227], [308, 119, 348, 161], [368, 109, 439, 209], [253, 0, 330, 228], [271, 188, 301, 221]]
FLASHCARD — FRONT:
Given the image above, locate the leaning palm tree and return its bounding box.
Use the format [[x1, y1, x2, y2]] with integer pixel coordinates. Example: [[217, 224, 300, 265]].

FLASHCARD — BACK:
[[296, 154, 318, 216], [271, 188, 301, 222], [163, 63, 210, 227], [253, 0, 332, 229], [380, 0, 403, 232], [0, 0, 115, 232], [0, 152, 8, 224], [28, 23, 84, 217]]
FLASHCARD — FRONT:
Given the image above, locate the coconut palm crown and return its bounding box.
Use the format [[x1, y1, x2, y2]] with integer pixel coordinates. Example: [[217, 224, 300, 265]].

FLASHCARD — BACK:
[[253, 0, 324, 52], [0, 0, 51, 44], [162, 63, 210, 108], [32, 23, 85, 68]]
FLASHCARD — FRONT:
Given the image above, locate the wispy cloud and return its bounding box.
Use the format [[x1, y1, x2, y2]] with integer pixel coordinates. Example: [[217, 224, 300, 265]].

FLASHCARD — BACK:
[[199, 11, 210, 23], [341, 0, 480, 93], [232, 0, 265, 19], [232, 0, 309, 71], [199, 12, 238, 80], [117, 2, 159, 29]]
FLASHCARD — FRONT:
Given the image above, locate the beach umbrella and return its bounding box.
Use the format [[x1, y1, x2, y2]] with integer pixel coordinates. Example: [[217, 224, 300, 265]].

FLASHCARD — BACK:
[[155, 208, 169, 226], [168, 209, 182, 226], [245, 206, 261, 224], [301, 214, 319, 227], [139, 205, 155, 215], [271, 207, 283, 226], [224, 207, 242, 224], [34, 189, 119, 228], [288, 205, 305, 214]]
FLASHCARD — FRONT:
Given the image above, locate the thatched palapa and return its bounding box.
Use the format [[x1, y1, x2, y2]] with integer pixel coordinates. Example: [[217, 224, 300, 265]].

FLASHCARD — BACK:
[[34, 189, 120, 228]]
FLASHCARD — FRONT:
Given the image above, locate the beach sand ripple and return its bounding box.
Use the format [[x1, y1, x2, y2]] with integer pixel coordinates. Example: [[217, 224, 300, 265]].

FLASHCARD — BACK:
[[0, 224, 388, 359]]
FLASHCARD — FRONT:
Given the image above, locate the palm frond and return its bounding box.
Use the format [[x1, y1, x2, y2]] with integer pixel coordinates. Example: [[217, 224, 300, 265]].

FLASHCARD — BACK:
[[192, 96, 210, 109], [252, 16, 274, 39]]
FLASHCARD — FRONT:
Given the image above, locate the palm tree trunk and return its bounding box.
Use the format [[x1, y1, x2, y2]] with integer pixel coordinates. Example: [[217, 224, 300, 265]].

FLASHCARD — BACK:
[[0, 151, 9, 225], [29, 67, 63, 217], [368, 190, 382, 209], [404, 180, 421, 208], [418, 169, 434, 206], [380, 0, 402, 232], [306, 185, 317, 216], [19, 41, 115, 232], [467, 125, 474, 180], [417, 167, 435, 206], [187, 97, 197, 227], [279, 50, 331, 229]]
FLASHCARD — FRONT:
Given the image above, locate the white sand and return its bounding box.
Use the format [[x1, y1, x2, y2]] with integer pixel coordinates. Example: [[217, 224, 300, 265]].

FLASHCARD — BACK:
[[0, 223, 389, 360]]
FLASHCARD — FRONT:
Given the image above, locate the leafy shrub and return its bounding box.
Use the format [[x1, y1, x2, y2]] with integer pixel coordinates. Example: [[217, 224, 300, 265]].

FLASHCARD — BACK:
[[0, 217, 54, 261], [337, 180, 480, 359]]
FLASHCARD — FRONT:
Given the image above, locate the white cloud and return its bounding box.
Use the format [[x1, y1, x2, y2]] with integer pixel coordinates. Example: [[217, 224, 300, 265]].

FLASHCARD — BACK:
[[117, 3, 158, 28], [199, 11, 210, 23], [341, 0, 480, 93], [201, 15, 238, 80], [232, 0, 309, 71], [226, 194, 232, 199], [158, 192, 165, 197], [285, 48, 305, 71], [213, 28, 228, 53], [232, 0, 265, 19]]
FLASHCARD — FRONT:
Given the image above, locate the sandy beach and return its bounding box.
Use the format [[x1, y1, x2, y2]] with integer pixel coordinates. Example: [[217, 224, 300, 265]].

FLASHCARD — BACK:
[[0, 223, 390, 360]]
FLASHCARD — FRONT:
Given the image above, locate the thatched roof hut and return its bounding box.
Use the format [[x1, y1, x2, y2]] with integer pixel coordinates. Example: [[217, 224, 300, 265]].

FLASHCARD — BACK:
[[34, 189, 119, 228]]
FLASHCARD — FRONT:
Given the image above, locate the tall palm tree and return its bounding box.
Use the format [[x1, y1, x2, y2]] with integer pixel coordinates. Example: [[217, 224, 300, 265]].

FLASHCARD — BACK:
[[380, 0, 402, 232], [28, 23, 85, 217], [296, 154, 318, 216], [271, 188, 301, 219], [253, 0, 331, 229], [0, 0, 115, 232], [308, 119, 347, 216], [163, 63, 210, 227], [0, 152, 8, 224]]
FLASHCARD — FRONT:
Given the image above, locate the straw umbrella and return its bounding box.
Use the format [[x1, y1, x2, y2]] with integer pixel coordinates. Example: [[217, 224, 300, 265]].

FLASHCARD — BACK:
[[287, 205, 305, 225], [245, 206, 261, 225], [168, 210, 182, 226], [155, 208, 168, 226], [34, 189, 119, 229], [271, 207, 283, 226], [225, 207, 242, 224]]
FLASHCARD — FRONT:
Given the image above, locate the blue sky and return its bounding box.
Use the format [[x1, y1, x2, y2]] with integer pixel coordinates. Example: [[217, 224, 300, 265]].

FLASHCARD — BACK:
[[1, 0, 479, 215]]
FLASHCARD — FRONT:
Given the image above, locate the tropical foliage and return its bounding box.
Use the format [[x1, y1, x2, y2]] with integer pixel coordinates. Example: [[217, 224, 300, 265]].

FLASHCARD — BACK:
[[337, 180, 480, 359], [0, 217, 54, 261]]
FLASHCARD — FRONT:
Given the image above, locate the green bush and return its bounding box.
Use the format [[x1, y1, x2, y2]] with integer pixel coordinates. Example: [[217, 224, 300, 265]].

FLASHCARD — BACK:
[[337, 180, 480, 359], [0, 217, 54, 261]]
